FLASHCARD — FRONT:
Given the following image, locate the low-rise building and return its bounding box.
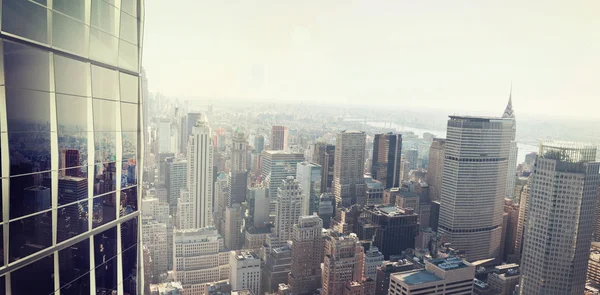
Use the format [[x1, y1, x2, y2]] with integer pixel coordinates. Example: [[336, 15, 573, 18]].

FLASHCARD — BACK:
[[389, 256, 474, 295]]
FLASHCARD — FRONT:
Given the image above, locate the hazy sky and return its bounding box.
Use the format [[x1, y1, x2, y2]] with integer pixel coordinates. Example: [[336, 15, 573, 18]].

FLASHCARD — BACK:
[[143, 0, 600, 119]]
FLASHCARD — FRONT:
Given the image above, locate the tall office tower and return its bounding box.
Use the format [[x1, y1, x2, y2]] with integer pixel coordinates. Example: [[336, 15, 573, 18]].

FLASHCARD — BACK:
[[173, 228, 230, 295], [438, 115, 515, 261], [224, 204, 243, 250], [214, 172, 230, 230], [61, 149, 81, 176], [229, 251, 261, 295], [513, 177, 531, 261], [365, 175, 385, 205], [141, 198, 171, 280], [158, 119, 172, 153], [404, 149, 418, 171], [333, 130, 367, 207], [0, 1, 144, 293], [271, 125, 289, 150], [187, 115, 214, 228], [588, 243, 600, 286], [296, 162, 322, 215], [502, 93, 518, 199], [426, 138, 446, 201], [247, 186, 270, 228], [503, 199, 520, 261], [322, 232, 365, 295], [357, 205, 419, 259], [254, 135, 265, 154], [289, 215, 324, 294], [318, 193, 336, 229], [261, 150, 305, 207], [399, 158, 411, 182], [364, 247, 384, 280], [165, 158, 187, 215], [229, 171, 248, 206], [371, 133, 403, 189], [262, 244, 293, 293], [272, 177, 304, 244], [519, 142, 600, 295], [312, 142, 336, 193], [231, 130, 248, 172], [595, 185, 600, 242], [389, 257, 475, 295], [180, 112, 203, 156]]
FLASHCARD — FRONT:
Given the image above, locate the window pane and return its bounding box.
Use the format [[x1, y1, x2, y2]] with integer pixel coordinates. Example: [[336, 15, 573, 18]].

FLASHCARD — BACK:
[[94, 227, 118, 292], [119, 73, 138, 103], [121, 217, 138, 251], [2, 0, 48, 44], [5, 87, 51, 132], [91, 65, 118, 100], [121, 0, 137, 18], [0, 275, 5, 295], [94, 162, 117, 196], [57, 94, 89, 132], [0, 227, 4, 268], [122, 132, 138, 162], [57, 200, 89, 243], [52, 11, 87, 56], [59, 238, 91, 295], [3, 41, 50, 91], [11, 254, 54, 295], [8, 131, 52, 175], [53, 0, 85, 21], [122, 159, 137, 189], [9, 211, 53, 262], [120, 11, 137, 45], [58, 171, 88, 206], [90, 28, 118, 65], [92, 193, 116, 228], [122, 246, 138, 295], [121, 103, 138, 131], [120, 186, 137, 217], [93, 99, 119, 132], [95, 132, 117, 164], [90, 0, 118, 35], [118, 40, 138, 72], [54, 55, 90, 96], [9, 172, 52, 219]]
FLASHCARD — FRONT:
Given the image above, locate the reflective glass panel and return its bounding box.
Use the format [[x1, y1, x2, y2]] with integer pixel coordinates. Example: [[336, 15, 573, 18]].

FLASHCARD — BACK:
[[57, 94, 89, 170], [53, 11, 87, 56], [0, 227, 3, 268], [57, 200, 89, 242], [122, 131, 138, 161], [3, 41, 50, 91], [53, 0, 85, 21], [2, 0, 48, 44], [121, 103, 138, 131], [11, 254, 54, 294], [59, 238, 91, 295], [54, 54, 90, 96], [94, 162, 117, 196], [58, 169, 89, 205], [9, 172, 52, 219], [122, 0, 137, 17], [9, 211, 53, 262], [92, 193, 116, 228], [91, 65, 119, 100], [121, 217, 138, 251], [120, 186, 137, 217], [95, 132, 117, 164], [118, 40, 138, 72], [120, 11, 137, 45], [119, 73, 138, 103], [121, 159, 137, 189], [122, 246, 138, 295], [0, 275, 5, 295], [93, 99, 119, 132], [8, 131, 52, 175], [94, 227, 118, 292], [90, 0, 118, 35], [5, 87, 51, 132], [90, 28, 118, 65]]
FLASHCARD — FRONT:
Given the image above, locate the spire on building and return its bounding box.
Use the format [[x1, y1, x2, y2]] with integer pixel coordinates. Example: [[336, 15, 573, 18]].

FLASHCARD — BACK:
[[502, 84, 515, 119]]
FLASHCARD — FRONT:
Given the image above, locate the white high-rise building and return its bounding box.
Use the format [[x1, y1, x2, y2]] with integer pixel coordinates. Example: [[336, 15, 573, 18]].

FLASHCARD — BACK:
[[333, 130, 367, 207], [439, 115, 515, 261], [261, 150, 305, 210], [231, 129, 248, 172], [173, 228, 230, 295], [273, 177, 304, 243], [158, 119, 172, 153], [296, 162, 322, 215], [519, 141, 600, 295], [186, 115, 214, 228], [364, 246, 384, 280], [229, 251, 262, 295], [503, 91, 518, 198]]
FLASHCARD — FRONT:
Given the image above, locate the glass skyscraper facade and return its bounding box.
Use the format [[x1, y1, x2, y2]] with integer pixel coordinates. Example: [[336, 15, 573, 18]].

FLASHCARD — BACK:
[[0, 0, 144, 294]]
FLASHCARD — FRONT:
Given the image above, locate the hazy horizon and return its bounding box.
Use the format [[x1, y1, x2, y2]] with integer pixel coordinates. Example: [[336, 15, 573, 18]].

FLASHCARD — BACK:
[[143, 0, 600, 120]]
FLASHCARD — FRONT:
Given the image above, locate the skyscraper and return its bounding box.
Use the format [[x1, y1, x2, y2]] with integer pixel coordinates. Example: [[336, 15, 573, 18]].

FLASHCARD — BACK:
[[312, 143, 336, 193], [186, 115, 214, 228], [231, 129, 248, 172], [426, 138, 446, 201], [358, 205, 419, 259], [272, 177, 304, 244], [371, 133, 402, 189], [261, 150, 305, 207], [519, 141, 600, 294], [229, 251, 261, 295], [180, 112, 203, 156], [296, 162, 322, 215], [502, 92, 518, 199], [158, 119, 172, 154], [333, 130, 367, 207], [322, 232, 365, 295], [165, 158, 187, 215], [254, 135, 265, 154], [439, 115, 515, 261], [271, 125, 289, 151], [0, 1, 144, 293], [288, 215, 324, 294]]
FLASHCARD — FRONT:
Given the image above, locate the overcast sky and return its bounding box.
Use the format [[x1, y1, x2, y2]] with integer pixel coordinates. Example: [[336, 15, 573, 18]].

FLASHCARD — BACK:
[[143, 0, 600, 119]]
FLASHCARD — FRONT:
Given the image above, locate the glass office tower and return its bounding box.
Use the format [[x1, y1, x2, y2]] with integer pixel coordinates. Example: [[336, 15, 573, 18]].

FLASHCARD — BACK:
[[0, 0, 144, 294]]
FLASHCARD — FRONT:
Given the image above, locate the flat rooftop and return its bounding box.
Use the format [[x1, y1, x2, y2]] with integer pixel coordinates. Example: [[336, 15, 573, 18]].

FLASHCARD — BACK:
[[394, 269, 442, 286], [430, 256, 471, 270], [449, 115, 507, 121]]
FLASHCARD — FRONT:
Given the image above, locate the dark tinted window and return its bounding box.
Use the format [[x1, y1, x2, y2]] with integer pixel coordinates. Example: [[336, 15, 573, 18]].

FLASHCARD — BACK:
[[94, 227, 118, 292], [57, 200, 89, 242], [92, 193, 116, 228], [11, 254, 54, 295], [2, 0, 48, 44], [9, 211, 53, 262], [58, 171, 88, 205], [9, 172, 52, 219], [3, 40, 50, 91], [94, 163, 117, 196], [120, 186, 138, 217], [59, 238, 91, 295]]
